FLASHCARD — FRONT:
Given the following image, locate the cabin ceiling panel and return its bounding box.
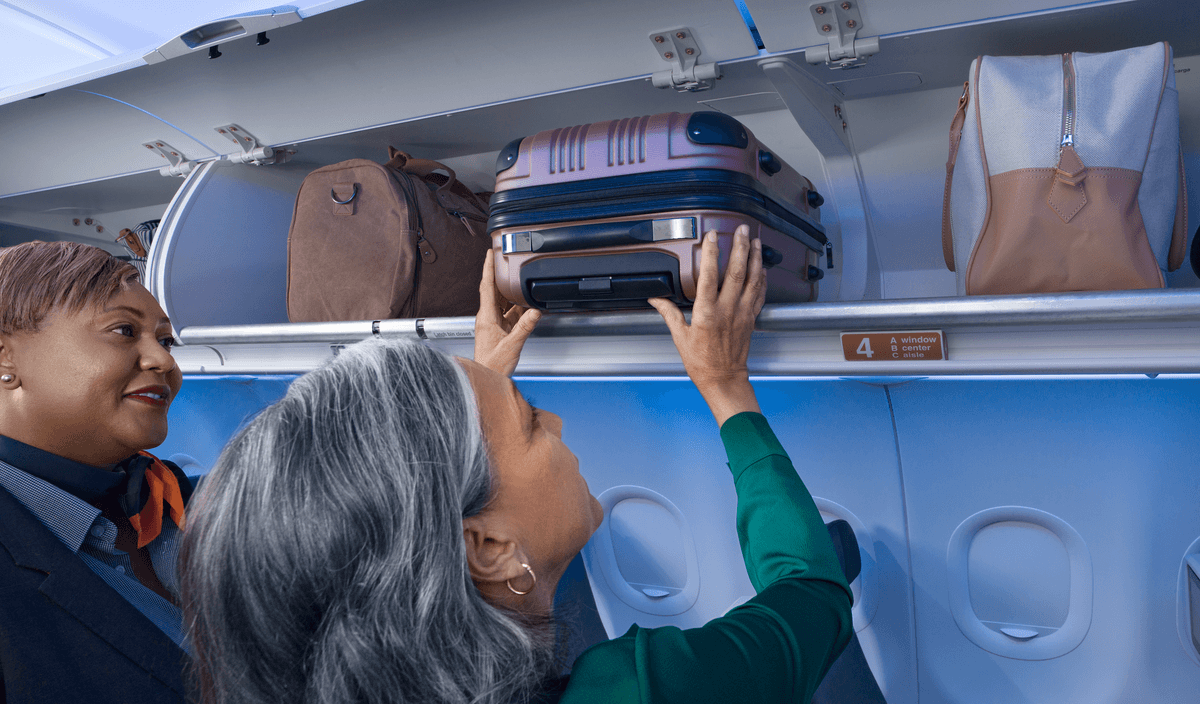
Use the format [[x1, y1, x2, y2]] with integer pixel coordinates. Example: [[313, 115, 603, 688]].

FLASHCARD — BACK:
[[0, 3, 111, 87], [0, 0, 368, 104], [60, 0, 759, 161]]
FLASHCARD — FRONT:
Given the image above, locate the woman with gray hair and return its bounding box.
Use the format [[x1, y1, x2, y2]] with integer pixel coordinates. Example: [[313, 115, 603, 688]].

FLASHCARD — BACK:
[[180, 226, 853, 704]]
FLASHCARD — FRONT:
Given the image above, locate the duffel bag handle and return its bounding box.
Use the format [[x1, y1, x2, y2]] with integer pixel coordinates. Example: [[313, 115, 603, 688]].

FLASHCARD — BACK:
[[385, 148, 488, 212]]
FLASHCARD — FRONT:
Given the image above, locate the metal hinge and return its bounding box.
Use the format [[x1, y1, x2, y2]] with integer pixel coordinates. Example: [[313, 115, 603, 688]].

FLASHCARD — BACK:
[[215, 124, 294, 165], [649, 28, 721, 92], [143, 140, 197, 177], [804, 1, 880, 69]]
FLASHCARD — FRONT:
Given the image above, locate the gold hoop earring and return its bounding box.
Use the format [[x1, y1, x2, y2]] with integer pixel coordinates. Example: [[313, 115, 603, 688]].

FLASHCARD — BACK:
[[506, 563, 536, 596]]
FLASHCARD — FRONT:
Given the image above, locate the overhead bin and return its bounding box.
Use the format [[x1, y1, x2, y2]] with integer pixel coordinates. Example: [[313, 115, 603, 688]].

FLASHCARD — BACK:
[[3, 0, 1200, 377]]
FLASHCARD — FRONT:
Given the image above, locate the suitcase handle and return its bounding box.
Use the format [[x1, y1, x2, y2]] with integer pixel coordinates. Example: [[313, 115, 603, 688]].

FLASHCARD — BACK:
[[501, 218, 696, 254]]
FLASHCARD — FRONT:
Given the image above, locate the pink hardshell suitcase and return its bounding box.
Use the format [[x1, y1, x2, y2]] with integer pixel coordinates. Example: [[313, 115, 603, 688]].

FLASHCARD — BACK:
[[487, 111, 831, 311]]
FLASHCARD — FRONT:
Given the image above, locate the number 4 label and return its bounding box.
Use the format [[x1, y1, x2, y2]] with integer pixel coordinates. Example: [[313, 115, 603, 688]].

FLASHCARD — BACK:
[[841, 331, 946, 362]]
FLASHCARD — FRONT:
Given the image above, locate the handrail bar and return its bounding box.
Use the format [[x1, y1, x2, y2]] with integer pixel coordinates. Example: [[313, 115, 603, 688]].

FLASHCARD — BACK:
[[177, 289, 1200, 346]]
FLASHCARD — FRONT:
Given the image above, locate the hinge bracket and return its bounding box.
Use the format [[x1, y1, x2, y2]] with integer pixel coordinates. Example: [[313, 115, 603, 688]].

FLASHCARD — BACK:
[[143, 140, 197, 177], [650, 28, 721, 92], [215, 124, 294, 165], [804, 1, 880, 69]]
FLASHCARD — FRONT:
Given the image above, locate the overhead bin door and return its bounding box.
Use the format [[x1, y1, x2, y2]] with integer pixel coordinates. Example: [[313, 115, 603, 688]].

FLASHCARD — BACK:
[[741, 0, 1132, 55], [0, 0, 367, 105], [0, 0, 762, 195], [122, 0, 759, 152], [740, 0, 1199, 99], [0, 89, 220, 197]]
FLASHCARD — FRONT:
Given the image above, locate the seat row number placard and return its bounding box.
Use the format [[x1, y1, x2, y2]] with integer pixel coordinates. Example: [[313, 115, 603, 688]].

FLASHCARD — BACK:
[[841, 331, 946, 361]]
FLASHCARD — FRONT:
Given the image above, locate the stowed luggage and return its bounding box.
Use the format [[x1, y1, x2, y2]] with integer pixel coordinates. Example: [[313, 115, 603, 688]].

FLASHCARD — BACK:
[[286, 148, 490, 322], [488, 111, 831, 311], [943, 42, 1187, 295]]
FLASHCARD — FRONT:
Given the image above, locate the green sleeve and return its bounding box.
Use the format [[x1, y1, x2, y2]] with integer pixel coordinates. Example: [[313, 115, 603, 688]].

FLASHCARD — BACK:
[[720, 412, 851, 596], [561, 412, 853, 704]]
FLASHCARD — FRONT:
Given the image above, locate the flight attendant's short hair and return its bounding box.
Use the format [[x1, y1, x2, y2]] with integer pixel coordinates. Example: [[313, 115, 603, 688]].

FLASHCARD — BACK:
[[0, 241, 139, 336]]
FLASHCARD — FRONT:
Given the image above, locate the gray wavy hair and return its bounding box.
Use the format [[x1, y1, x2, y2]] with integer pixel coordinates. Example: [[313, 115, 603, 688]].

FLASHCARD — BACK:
[[180, 338, 555, 704]]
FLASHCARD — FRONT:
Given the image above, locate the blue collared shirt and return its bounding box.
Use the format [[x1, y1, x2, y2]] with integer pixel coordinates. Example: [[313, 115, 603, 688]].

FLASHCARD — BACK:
[[0, 457, 186, 649]]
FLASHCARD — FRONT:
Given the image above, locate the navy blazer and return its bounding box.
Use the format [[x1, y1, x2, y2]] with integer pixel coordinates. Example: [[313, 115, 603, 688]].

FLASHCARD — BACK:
[[0, 484, 189, 704]]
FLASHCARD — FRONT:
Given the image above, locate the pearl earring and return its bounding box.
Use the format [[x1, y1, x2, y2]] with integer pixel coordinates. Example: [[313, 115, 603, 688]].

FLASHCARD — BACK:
[[0, 375, 12, 383]]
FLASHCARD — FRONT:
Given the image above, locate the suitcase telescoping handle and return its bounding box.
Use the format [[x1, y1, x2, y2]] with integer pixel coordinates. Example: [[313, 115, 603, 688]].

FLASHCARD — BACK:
[[502, 218, 696, 254]]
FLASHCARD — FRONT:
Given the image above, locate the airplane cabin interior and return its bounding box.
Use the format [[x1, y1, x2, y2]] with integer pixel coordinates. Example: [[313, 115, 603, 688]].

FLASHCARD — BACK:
[[1, 1, 1199, 701]]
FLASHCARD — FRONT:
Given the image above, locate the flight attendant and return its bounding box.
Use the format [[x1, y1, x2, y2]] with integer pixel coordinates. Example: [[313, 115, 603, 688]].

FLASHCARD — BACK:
[[0, 241, 191, 704]]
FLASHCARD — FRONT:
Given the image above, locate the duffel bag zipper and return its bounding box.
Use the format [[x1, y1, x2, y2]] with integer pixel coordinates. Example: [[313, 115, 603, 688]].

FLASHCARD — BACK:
[[1059, 53, 1076, 151], [447, 208, 486, 236], [393, 168, 431, 314]]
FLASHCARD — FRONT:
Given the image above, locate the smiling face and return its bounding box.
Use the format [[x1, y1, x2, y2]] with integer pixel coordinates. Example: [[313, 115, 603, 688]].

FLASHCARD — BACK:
[[0, 283, 181, 467], [458, 359, 603, 593]]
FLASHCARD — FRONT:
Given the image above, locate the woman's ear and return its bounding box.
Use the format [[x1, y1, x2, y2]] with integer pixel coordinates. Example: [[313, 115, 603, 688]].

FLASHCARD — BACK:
[[462, 514, 529, 585], [0, 338, 19, 387]]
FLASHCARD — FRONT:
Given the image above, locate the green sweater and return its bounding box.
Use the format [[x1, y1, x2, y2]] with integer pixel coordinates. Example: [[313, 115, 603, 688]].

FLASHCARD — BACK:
[[558, 412, 854, 703]]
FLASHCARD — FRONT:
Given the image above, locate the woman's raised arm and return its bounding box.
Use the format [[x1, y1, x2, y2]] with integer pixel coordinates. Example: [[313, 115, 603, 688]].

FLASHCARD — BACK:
[[648, 224, 765, 426]]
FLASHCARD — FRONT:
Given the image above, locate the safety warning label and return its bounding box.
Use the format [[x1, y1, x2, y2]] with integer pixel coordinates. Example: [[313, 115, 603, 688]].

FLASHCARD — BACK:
[[841, 330, 946, 362]]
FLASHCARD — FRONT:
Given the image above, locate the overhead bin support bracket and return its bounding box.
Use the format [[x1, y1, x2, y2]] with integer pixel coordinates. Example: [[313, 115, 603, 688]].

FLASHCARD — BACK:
[[759, 57, 881, 300], [143, 140, 197, 178], [143, 6, 302, 64], [804, 2, 880, 69], [649, 28, 721, 93], [216, 124, 293, 166]]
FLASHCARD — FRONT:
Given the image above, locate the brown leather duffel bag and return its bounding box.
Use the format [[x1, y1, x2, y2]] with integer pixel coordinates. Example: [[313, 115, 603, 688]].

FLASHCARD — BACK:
[[286, 148, 489, 322]]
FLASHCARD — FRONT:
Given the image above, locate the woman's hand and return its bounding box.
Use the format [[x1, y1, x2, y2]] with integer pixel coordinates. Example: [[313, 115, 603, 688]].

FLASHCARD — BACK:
[[474, 249, 542, 377], [648, 225, 766, 427]]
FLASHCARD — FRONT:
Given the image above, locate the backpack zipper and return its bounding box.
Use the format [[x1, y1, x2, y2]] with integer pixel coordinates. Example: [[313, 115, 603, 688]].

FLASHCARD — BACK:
[[1059, 53, 1076, 150]]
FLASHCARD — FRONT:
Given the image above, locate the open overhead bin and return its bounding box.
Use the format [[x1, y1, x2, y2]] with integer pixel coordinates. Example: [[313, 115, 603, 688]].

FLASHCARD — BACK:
[[1, 0, 1199, 377]]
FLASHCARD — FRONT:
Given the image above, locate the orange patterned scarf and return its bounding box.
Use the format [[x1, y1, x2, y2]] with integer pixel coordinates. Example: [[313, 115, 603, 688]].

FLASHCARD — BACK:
[[127, 451, 187, 548]]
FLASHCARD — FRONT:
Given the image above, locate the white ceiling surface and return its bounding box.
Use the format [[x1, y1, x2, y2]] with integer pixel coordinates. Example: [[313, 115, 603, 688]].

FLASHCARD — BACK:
[[0, 0, 364, 104]]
